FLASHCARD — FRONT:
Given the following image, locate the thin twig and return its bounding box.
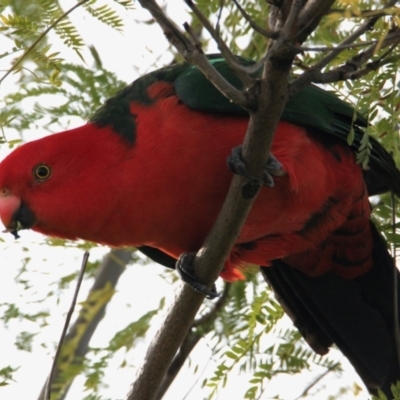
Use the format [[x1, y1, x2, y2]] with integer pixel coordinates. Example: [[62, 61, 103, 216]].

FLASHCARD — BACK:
[[341, 40, 400, 80], [297, 36, 398, 52], [37, 249, 131, 400], [293, 362, 341, 400], [215, 0, 224, 37], [236, 0, 307, 75], [184, 0, 253, 87], [181, 357, 212, 400], [298, 0, 332, 37], [231, 0, 279, 39], [313, 0, 398, 72], [183, 22, 203, 50], [0, 0, 90, 85], [330, 6, 400, 19], [290, 28, 400, 94], [138, 0, 247, 107], [44, 251, 89, 400]]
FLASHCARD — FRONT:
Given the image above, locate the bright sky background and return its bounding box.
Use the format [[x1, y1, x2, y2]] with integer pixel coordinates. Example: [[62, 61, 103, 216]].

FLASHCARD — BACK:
[[0, 2, 368, 400]]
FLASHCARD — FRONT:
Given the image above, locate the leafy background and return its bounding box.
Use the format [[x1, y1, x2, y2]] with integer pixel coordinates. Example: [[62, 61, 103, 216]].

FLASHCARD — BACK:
[[0, 1, 399, 399]]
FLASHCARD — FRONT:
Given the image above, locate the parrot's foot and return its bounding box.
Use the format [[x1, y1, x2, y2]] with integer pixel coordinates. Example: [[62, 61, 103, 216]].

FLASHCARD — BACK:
[[227, 146, 286, 198], [176, 252, 220, 299]]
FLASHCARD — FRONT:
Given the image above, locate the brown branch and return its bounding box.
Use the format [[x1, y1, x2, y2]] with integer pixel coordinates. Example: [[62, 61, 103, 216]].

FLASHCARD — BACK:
[[125, 283, 207, 400], [330, 6, 400, 19], [37, 249, 131, 400], [215, 0, 224, 37], [235, 0, 335, 76], [155, 283, 231, 400], [43, 252, 89, 400], [297, 38, 390, 52], [313, 8, 383, 70], [234, 0, 307, 75], [128, 1, 332, 400], [128, 1, 348, 399], [339, 41, 400, 81], [232, 0, 279, 39], [184, 0, 253, 87], [137, 0, 247, 107], [155, 330, 202, 400], [297, 0, 334, 41], [308, 0, 397, 77], [290, 29, 400, 94]]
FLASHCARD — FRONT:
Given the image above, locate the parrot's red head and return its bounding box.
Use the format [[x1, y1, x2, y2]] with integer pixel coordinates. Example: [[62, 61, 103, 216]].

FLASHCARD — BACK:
[[0, 124, 130, 242]]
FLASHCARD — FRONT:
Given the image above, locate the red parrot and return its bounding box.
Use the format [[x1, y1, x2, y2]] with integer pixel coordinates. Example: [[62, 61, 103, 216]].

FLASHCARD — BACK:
[[0, 55, 399, 395]]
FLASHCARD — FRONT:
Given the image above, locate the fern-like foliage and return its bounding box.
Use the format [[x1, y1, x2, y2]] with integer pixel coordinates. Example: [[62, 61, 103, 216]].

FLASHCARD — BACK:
[[0, 0, 131, 86], [112, 0, 135, 10], [1, 59, 127, 138], [83, 2, 125, 31], [28, 44, 62, 74], [0, 14, 40, 36], [201, 275, 344, 400], [372, 381, 400, 400], [39, 0, 84, 59]]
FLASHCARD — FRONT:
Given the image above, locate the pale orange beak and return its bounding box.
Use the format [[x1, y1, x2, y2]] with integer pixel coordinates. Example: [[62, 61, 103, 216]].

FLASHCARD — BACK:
[[0, 190, 37, 238], [0, 189, 21, 231]]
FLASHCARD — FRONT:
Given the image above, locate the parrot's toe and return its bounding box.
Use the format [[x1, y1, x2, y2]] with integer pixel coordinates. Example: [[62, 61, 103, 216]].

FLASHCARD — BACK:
[[176, 252, 220, 299], [227, 146, 286, 199]]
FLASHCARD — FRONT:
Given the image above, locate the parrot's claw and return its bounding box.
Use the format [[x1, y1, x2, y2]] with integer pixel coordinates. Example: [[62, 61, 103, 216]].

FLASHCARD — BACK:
[[176, 252, 220, 300], [227, 146, 286, 193]]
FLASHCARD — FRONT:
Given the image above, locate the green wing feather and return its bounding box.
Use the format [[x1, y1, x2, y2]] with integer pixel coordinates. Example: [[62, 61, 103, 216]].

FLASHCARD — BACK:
[[174, 56, 400, 196]]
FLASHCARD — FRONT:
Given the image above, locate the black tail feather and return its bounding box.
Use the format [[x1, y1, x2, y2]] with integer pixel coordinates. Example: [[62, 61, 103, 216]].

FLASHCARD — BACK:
[[261, 222, 400, 396]]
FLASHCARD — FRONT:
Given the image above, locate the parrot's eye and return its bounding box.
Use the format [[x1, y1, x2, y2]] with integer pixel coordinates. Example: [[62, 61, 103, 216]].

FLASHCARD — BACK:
[[33, 164, 52, 181], [0, 188, 10, 197]]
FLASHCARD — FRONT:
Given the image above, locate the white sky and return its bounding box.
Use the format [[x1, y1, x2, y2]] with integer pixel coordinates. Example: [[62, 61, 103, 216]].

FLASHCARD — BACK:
[[0, 2, 368, 400]]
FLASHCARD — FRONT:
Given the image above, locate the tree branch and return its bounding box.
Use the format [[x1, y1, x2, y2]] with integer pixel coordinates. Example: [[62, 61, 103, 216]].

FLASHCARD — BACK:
[[293, 362, 341, 400], [297, 0, 334, 41], [236, 0, 334, 75], [128, 1, 329, 400], [138, 0, 247, 107], [184, 0, 253, 87], [37, 249, 132, 400], [231, 0, 280, 39], [155, 283, 231, 400], [290, 28, 400, 94], [291, 0, 400, 93]]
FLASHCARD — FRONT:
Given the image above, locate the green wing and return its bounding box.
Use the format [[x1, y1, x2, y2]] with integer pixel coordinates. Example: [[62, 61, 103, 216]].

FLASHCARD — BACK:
[[173, 56, 400, 196], [173, 56, 366, 132]]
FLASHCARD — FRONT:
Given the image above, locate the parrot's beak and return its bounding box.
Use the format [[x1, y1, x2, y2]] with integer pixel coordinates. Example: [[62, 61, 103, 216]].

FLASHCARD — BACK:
[[0, 193, 37, 238], [7, 203, 37, 238]]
